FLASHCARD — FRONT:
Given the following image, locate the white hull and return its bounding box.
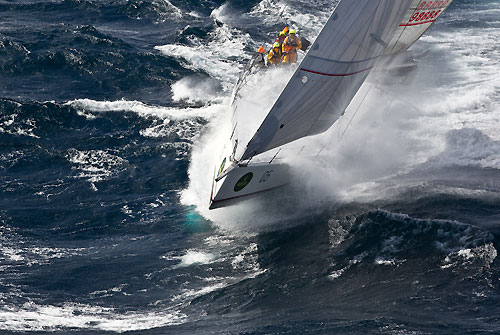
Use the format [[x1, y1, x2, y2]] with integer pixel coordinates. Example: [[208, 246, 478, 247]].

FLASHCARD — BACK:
[[209, 161, 291, 210]]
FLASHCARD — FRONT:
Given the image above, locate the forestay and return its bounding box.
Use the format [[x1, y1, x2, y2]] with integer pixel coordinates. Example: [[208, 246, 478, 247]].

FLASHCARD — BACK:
[[240, 0, 414, 161]]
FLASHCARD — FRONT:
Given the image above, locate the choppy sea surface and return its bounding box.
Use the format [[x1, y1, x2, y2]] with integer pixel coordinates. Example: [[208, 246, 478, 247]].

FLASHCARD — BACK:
[[1, 0, 500, 334]]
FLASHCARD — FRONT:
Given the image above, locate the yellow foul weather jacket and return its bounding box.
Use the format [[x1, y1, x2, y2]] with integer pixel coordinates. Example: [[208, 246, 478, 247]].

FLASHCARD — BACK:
[[281, 35, 302, 64], [268, 47, 282, 66]]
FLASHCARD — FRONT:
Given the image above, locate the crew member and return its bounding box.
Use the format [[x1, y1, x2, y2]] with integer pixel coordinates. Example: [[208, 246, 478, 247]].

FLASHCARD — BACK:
[[281, 29, 302, 64], [275, 31, 287, 47], [275, 27, 289, 47], [268, 42, 282, 66], [251, 46, 267, 68]]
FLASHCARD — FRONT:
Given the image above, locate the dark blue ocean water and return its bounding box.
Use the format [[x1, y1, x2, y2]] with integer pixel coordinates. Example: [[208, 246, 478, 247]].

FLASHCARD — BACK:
[[1, 0, 500, 333]]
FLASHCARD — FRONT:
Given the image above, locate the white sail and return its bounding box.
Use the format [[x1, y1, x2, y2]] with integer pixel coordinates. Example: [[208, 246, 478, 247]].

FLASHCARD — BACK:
[[239, 0, 415, 161], [386, 0, 453, 54]]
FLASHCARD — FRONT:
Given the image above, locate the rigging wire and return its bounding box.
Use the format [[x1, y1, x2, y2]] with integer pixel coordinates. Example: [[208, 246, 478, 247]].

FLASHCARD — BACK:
[[339, 82, 375, 140]]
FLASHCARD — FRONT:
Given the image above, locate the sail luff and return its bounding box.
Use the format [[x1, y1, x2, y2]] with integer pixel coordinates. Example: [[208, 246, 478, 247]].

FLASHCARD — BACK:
[[239, 0, 414, 161]]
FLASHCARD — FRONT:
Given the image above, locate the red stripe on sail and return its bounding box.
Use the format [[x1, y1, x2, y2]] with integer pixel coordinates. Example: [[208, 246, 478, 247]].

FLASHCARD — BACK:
[[400, 19, 437, 26], [299, 67, 373, 77]]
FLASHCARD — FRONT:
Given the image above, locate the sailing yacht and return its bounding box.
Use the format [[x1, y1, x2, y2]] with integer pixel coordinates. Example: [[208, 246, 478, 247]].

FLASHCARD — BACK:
[[209, 0, 453, 210]]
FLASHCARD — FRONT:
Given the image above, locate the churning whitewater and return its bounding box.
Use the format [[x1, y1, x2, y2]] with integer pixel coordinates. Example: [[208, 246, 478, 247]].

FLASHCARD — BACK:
[[1, 0, 500, 334]]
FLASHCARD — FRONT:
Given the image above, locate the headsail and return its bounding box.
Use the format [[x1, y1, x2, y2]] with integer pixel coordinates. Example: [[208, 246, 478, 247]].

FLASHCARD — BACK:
[[386, 0, 453, 54], [240, 0, 414, 161]]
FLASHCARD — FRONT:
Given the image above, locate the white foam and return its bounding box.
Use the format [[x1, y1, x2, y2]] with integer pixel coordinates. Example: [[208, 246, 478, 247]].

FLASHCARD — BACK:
[[90, 284, 128, 298], [66, 149, 128, 185], [231, 243, 258, 270], [126, 0, 183, 22], [282, 76, 438, 203], [156, 44, 238, 85], [432, 128, 500, 169], [248, 0, 336, 38], [139, 119, 172, 138], [1, 247, 23, 262], [328, 268, 345, 280], [66, 98, 219, 120], [374, 258, 398, 266], [441, 243, 498, 269], [174, 282, 226, 300], [2, 114, 15, 127], [175, 250, 216, 268], [0, 302, 186, 332], [162, 0, 183, 19], [0, 227, 85, 267], [204, 235, 234, 247], [171, 76, 222, 104], [0, 114, 39, 138], [155, 19, 252, 88]]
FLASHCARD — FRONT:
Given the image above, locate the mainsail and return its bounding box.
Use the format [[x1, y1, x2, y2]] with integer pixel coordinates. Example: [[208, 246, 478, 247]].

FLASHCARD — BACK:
[[239, 0, 450, 161]]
